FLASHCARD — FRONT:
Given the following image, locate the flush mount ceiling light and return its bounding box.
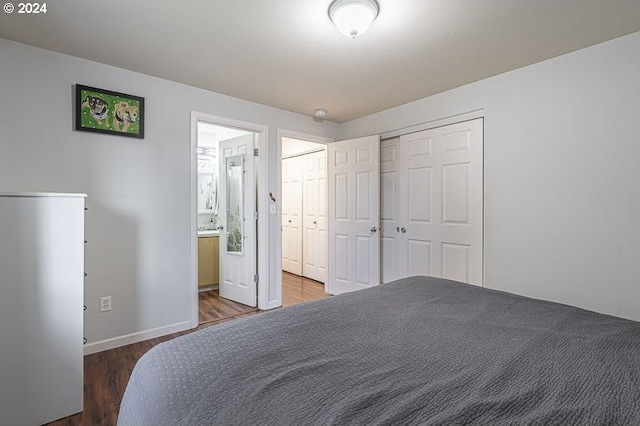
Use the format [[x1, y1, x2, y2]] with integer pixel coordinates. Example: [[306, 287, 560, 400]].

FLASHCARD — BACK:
[[329, 0, 379, 38]]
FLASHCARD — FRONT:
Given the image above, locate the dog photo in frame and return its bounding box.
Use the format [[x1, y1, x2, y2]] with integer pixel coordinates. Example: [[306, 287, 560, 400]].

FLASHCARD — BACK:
[[75, 84, 145, 139]]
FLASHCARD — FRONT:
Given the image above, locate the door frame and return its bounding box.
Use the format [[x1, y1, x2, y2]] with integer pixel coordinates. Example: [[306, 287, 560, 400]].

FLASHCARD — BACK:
[[276, 129, 333, 297], [190, 111, 269, 327]]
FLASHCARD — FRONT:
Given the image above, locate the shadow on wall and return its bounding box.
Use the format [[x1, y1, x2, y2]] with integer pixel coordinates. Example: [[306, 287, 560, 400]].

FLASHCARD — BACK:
[[83, 198, 138, 346]]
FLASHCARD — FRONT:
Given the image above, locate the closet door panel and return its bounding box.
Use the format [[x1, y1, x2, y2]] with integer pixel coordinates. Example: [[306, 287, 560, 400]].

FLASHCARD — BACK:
[[282, 157, 302, 275], [407, 239, 432, 277], [303, 151, 327, 283], [380, 138, 403, 283]]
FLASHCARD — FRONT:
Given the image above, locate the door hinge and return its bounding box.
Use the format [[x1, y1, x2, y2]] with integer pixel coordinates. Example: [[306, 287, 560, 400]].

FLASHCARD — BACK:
[[253, 148, 259, 157], [254, 274, 259, 284], [254, 210, 259, 220]]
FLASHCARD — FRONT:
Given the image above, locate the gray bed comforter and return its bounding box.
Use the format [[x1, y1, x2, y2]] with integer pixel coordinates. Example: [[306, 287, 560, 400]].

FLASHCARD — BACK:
[[118, 276, 640, 425]]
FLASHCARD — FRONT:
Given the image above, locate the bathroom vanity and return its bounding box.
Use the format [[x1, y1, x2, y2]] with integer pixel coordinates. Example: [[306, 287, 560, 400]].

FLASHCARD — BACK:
[[198, 232, 220, 287]]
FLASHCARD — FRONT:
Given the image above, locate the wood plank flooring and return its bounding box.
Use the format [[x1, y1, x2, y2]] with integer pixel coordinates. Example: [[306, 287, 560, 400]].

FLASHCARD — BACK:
[[199, 288, 259, 324], [46, 274, 328, 426], [282, 272, 329, 307]]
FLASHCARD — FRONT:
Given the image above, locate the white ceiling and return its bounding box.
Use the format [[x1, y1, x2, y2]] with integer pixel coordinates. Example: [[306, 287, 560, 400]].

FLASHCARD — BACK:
[[2, 1, 640, 123]]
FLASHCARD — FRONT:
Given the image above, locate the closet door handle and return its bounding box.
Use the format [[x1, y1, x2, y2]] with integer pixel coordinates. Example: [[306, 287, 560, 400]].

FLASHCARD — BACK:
[[401, 227, 406, 233], [313, 221, 317, 225], [370, 226, 378, 233], [396, 226, 400, 232]]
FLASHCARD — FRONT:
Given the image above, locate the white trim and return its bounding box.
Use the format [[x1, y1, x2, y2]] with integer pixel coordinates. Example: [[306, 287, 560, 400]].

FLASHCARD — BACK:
[[282, 147, 325, 160], [83, 321, 192, 355], [280, 129, 334, 145], [190, 112, 270, 318], [275, 129, 334, 303], [189, 112, 199, 328], [0, 192, 87, 198], [380, 108, 485, 140]]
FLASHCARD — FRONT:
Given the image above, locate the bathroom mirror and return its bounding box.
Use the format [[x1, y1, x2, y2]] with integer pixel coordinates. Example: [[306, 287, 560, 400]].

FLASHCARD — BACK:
[[197, 154, 217, 214], [225, 154, 243, 255], [197, 173, 214, 211]]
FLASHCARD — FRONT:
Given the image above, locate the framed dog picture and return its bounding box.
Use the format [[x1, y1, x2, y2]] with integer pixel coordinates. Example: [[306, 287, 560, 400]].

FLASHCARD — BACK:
[[75, 84, 145, 139]]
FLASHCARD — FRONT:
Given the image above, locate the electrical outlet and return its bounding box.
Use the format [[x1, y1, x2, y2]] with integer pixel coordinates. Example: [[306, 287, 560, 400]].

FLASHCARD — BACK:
[[100, 296, 112, 312]]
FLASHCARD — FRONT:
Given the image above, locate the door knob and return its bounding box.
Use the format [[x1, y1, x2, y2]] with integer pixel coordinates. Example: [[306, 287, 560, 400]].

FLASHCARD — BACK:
[[313, 221, 317, 225], [401, 227, 406, 233], [217, 225, 224, 230], [370, 226, 378, 233], [396, 226, 400, 232]]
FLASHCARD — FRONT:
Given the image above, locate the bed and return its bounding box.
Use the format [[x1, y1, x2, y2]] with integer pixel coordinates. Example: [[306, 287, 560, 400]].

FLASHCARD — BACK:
[[118, 276, 640, 425]]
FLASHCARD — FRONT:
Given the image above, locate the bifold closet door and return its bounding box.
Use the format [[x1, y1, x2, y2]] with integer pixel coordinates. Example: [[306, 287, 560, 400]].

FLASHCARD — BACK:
[[380, 136, 404, 283], [302, 150, 327, 284], [281, 156, 303, 275], [381, 118, 483, 285]]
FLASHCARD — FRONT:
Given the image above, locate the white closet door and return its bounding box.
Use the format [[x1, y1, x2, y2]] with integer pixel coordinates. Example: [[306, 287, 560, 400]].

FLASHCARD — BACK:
[[281, 156, 303, 275], [302, 150, 327, 283], [380, 137, 403, 283], [328, 135, 380, 294], [434, 119, 483, 285], [404, 131, 437, 278], [381, 135, 435, 282], [382, 118, 483, 286]]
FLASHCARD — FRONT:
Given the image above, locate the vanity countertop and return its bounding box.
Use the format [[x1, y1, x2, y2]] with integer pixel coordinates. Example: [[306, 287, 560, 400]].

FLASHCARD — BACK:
[[198, 230, 219, 237]]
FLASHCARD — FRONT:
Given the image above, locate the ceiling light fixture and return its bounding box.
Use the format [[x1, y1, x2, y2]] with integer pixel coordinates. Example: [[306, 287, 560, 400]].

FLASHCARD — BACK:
[[329, 0, 379, 39]]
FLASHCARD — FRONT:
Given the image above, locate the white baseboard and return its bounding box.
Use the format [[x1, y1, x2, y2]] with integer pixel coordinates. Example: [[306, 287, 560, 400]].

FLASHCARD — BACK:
[[199, 284, 219, 292], [83, 320, 194, 355]]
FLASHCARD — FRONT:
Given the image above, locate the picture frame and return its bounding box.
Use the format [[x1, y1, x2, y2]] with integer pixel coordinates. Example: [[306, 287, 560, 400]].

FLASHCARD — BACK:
[[75, 84, 145, 139]]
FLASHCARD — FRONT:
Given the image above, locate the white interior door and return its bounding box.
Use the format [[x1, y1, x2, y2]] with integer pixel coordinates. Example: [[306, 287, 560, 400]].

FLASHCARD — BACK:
[[219, 134, 257, 306], [381, 118, 483, 285], [302, 150, 327, 283], [281, 156, 302, 275], [327, 135, 380, 294]]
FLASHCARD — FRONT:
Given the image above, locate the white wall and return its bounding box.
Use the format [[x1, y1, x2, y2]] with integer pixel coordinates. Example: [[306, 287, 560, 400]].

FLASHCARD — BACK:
[[0, 39, 339, 352], [282, 137, 325, 158], [341, 31, 640, 321]]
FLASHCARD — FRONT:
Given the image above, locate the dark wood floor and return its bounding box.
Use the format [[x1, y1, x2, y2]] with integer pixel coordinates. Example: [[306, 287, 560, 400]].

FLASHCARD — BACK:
[[47, 274, 327, 426], [282, 271, 329, 306], [199, 287, 259, 324]]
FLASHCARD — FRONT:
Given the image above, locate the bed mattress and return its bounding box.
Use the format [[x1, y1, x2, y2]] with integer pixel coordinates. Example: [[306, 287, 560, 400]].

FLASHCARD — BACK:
[[118, 276, 640, 425]]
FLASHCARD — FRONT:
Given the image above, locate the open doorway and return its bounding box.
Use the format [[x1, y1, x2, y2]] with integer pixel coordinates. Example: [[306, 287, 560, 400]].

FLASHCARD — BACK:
[[191, 112, 268, 327], [195, 121, 257, 324], [279, 132, 332, 302]]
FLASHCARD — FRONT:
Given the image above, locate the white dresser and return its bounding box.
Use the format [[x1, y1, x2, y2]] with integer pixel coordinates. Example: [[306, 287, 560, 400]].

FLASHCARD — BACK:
[[0, 193, 85, 425]]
